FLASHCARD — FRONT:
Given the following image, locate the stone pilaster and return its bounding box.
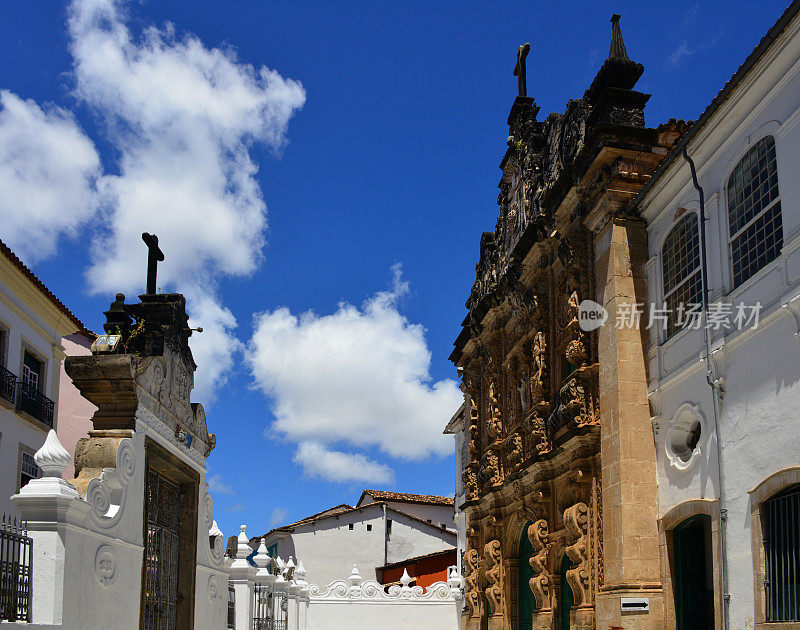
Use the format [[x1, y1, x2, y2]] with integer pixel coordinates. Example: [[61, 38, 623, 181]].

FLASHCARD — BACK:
[[594, 216, 665, 628]]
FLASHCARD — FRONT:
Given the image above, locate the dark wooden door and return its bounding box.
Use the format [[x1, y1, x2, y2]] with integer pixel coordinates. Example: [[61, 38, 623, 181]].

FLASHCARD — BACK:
[[673, 516, 713, 630], [518, 524, 534, 630], [142, 470, 181, 630]]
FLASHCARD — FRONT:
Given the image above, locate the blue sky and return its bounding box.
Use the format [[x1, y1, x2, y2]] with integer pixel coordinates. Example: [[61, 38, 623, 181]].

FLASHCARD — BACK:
[[0, 0, 788, 537]]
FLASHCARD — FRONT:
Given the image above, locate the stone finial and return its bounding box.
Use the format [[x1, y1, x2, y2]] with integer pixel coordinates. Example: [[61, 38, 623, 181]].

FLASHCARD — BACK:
[[609, 14, 630, 61], [400, 568, 413, 595], [348, 564, 363, 586], [295, 560, 308, 587], [35, 430, 71, 477], [254, 538, 269, 570], [209, 520, 223, 538], [235, 525, 250, 559], [448, 566, 464, 599]]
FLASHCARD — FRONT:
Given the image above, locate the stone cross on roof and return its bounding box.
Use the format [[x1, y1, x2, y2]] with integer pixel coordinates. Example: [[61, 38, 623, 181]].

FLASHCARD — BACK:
[[141, 232, 164, 295], [514, 42, 531, 97]]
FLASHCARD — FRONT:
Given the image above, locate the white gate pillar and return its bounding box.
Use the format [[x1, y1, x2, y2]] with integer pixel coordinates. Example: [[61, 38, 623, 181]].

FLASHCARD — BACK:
[[228, 524, 256, 630]]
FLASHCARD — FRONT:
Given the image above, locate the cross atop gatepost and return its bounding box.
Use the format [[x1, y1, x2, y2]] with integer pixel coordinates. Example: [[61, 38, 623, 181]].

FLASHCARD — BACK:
[[141, 232, 164, 295], [514, 42, 531, 97]]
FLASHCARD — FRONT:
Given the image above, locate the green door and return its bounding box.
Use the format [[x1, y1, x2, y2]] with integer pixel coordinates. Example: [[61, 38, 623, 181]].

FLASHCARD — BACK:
[[519, 523, 535, 630], [560, 554, 573, 630], [673, 516, 713, 629]]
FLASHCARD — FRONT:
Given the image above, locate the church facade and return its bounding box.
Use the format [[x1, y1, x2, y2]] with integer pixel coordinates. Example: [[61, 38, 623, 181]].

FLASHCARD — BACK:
[[450, 17, 686, 630]]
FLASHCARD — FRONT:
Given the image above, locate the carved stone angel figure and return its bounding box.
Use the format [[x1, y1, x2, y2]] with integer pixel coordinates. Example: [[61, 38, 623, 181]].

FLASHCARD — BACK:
[[488, 381, 503, 443]]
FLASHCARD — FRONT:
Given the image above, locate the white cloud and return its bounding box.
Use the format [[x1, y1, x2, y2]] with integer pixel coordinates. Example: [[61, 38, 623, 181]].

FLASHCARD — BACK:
[[227, 502, 247, 513], [0, 91, 100, 263], [668, 40, 692, 67], [207, 473, 234, 495], [293, 442, 395, 485], [269, 506, 289, 527], [248, 266, 462, 482], [65, 0, 305, 400]]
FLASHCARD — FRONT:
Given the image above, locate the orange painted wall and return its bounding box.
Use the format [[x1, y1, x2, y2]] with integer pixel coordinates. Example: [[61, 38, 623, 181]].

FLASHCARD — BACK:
[[380, 550, 456, 589]]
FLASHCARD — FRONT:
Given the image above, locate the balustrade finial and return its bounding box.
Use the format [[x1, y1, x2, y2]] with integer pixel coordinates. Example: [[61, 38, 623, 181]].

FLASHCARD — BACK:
[[35, 430, 71, 477]]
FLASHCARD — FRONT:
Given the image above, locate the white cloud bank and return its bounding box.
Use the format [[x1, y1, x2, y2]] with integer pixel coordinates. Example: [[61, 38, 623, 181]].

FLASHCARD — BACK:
[[248, 266, 462, 483], [0, 91, 100, 262], [66, 0, 305, 400]]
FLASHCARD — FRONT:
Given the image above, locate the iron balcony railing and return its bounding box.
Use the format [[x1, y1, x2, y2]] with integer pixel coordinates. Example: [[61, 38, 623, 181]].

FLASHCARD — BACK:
[[15, 381, 54, 429], [0, 515, 33, 623], [0, 366, 15, 405]]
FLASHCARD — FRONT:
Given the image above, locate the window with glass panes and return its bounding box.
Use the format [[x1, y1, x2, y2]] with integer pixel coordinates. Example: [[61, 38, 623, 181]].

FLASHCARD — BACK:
[[19, 449, 40, 489], [21, 351, 42, 392], [662, 213, 702, 338], [728, 135, 783, 288]]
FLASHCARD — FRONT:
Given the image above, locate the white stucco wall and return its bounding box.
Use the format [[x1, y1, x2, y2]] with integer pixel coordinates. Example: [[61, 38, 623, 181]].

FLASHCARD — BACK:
[[262, 503, 456, 588], [0, 266, 71, 518], [641, 13, 800, 628]]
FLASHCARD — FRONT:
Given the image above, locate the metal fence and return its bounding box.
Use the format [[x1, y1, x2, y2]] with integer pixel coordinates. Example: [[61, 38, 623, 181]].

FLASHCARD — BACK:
[[252, 584, 286, 630], [228, 584, 235, 629], [0, 515, 32, 622]]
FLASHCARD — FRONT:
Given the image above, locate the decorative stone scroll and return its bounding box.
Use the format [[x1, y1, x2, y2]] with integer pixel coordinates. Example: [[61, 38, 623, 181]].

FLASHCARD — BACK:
[[464, 548, 481, 616], [488, 381, 503, 443], [527, 519, 551, 611], [563, 502, 590, 606], [484, 539, 502, 615]]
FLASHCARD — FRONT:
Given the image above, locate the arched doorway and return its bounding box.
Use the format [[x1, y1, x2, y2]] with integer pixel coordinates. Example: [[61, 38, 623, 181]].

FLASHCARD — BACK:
[[559, 554, 573, 630], [518, 523, 535, 630], [672, 515, 714, 629]]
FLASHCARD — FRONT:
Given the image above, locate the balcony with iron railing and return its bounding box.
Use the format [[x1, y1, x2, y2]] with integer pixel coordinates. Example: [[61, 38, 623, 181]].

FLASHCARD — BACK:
[[0, 366, 55, 429], [0, 365, 15, 406], [15, 381, 54, 429]]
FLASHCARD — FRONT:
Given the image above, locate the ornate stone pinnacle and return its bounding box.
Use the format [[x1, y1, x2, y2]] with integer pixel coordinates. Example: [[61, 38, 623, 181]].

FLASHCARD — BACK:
[[35, 430, 71, 477], [609, 13, 630, 61], [348, 564, 363, 586]]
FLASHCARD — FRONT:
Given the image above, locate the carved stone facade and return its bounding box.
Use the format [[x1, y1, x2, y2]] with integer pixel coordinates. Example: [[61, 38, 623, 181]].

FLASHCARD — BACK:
[[452, 16, 686, 630]]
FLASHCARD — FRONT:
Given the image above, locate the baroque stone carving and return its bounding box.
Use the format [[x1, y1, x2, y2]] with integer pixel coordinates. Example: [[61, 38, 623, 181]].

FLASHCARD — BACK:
[[464, 548, 481, 616], [94, 545, 116, 586], [484, 539, 502, 615], [563, 502, 590, 606], [488, 381, 503, 443], [527, 519, 551, 611]]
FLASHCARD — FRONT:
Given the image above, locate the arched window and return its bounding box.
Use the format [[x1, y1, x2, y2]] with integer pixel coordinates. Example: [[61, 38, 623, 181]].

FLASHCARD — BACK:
[[662, 213, 702, 338], [727, 135, 783, 288]]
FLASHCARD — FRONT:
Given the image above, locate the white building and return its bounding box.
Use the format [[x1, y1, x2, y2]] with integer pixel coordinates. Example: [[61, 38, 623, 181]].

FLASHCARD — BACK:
[[443, 402, 467, 575], [0, 239, 90, 519], [635, 4, 800, 628], [256, 490, 456, 588]]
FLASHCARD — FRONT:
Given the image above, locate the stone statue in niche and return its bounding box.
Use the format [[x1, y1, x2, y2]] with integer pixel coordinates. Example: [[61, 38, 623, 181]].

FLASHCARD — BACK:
[[488, 381, 503, 443]]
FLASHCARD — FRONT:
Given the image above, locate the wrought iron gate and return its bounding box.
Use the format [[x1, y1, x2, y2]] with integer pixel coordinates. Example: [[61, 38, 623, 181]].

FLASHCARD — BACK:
[[142, 471, 181, 630], [252, 584, 287, 630]]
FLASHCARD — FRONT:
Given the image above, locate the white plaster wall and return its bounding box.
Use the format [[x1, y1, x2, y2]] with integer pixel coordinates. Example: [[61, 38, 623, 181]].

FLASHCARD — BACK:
[[381, 501, 454, 529], [386, 510, 454, 565], [263, 504, 456, 588], [305, 598, 461, 630], [642, 15, 800, 629], [0, 277, 66, 518], [270, 507, 387, 587]]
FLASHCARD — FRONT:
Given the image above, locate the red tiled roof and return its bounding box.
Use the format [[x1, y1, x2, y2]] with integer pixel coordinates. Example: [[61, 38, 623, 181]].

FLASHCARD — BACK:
[[0, 238, 93, 337], [378, 548, 457, 571], [359, 489, 454, 507]]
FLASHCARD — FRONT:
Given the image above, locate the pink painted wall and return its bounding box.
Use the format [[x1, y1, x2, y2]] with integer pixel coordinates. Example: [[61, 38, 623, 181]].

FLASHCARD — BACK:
[[57, 333, 97, 479]]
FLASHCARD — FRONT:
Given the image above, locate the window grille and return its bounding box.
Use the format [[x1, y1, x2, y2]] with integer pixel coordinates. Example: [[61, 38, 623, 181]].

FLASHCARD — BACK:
[[728, 135, 783, 288], [19, 452, 39, 490], [662, 213, 702, 338], [227, 584, 235, 629], [765, 485, 800, 621]]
